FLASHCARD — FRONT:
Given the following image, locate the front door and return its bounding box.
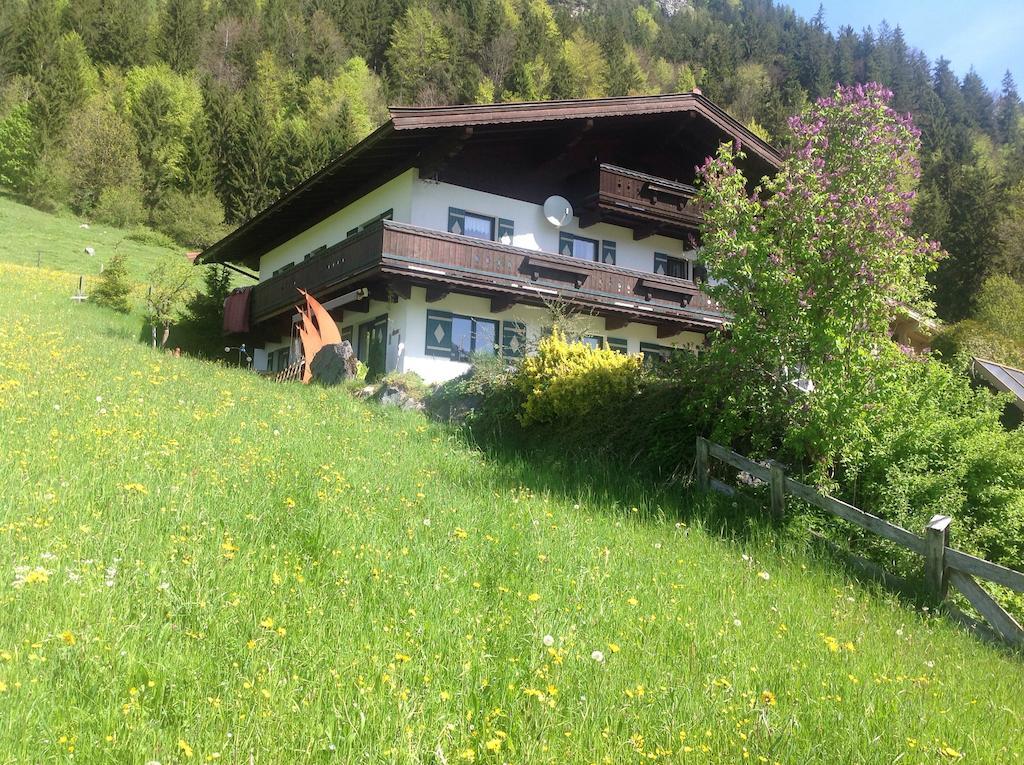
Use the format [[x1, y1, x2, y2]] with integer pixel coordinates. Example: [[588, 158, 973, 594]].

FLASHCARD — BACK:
[[358, 314, 388, 380]]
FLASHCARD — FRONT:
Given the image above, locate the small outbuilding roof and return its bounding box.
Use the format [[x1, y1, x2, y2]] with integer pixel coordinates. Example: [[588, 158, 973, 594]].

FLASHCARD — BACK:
[[972, 357, 1024, 411]]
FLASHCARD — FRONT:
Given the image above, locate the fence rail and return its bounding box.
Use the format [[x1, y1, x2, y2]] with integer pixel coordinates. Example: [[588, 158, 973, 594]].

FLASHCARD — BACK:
[[695, 436, 1024, 647]]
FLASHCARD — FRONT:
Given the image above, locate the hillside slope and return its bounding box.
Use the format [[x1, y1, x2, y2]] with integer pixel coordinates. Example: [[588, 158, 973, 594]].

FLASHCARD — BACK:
[[0, 196, 183, 283], [0, 261, 1022, 763]]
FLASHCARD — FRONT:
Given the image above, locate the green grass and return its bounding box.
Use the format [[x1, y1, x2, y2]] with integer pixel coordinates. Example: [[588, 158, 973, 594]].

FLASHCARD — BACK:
[[0, 260, 1023, 763], [0, 195, 184, 284]]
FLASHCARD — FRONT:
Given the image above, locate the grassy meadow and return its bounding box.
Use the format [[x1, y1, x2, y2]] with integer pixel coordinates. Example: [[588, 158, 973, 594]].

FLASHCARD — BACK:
[[0, 197, 186, 284], [0, 259, 1023, 763]]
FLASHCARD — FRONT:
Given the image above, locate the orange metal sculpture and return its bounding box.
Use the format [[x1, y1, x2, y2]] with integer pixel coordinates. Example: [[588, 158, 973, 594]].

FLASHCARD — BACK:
[[295, 289, 342, 384]]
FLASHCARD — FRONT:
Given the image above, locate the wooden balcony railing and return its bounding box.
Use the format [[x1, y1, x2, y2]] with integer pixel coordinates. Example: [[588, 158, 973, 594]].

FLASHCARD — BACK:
[[577, 164, 703, 238], [251, 220, 726, 329]]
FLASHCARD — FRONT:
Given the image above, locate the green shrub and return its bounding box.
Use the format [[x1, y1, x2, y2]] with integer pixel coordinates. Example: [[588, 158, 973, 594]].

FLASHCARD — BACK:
[[0, 103, 35, 193], [932, 319, 1024, 369], [827, 347, 1024, 613], [126, 226, 177, 249], [93, 184, 146, 228], [427, 353, 522, 429], [514, 329, 642, 425], [90, 251, 133, 313], [151, 189, 228, 249], [379, 370, 430, 400]]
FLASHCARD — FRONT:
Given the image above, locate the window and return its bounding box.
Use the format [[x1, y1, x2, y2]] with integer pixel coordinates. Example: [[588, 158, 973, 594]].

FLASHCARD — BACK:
[[640, 342, 678, 365], [425, 310, 498, 361], [558, 232, 599, 261], [452, 315, 498, 361], [559, 233, 615, 263], [581, 335, 603, 350], [654, 253, 690, 280], [462, 212, 495, 241], [341, 326, 353, 345], [447, 208, 514, 242]]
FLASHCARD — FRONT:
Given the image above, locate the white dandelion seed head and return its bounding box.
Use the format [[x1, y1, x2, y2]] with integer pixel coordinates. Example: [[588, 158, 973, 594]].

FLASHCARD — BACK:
[[423, 518, 431, 527], [542, 634, 554, 647], [758, 571, 770, 581], [733, 619, 742, 628], [591, 650, 605, 663]]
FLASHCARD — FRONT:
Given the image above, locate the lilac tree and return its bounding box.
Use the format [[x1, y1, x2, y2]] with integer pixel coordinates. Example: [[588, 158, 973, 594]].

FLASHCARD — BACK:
[[695, 83, 944, 470]]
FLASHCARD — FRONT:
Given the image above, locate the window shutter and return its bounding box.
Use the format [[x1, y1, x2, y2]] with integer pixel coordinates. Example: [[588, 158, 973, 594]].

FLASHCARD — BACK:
[[607, 337, 628, 354], [558, 231, 574, 257], [601, 240, 616, 265], [497, 218, 514, 243], [654, 253, 667, 274], [425, 310, 453, 356], [448, 208, 466, 236], [502, 321, 526, 358]]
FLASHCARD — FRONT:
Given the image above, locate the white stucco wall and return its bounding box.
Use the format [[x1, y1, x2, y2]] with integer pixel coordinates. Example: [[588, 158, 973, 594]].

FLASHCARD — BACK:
[[394, 286, 704, 384], [409, 176, 697, 271], [258, 170, 416, 279]]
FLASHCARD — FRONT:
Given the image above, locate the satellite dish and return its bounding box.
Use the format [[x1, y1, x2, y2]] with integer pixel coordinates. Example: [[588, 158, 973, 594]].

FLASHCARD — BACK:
[[543, 195, 573, 227]]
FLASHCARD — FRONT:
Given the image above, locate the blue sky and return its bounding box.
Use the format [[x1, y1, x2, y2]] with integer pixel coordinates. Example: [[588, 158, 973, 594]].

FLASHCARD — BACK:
[[784, 0, 1023, 91]]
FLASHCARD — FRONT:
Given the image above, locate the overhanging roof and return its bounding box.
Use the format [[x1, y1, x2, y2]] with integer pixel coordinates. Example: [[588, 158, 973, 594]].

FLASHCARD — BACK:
[[972, 357, 1024, 412], [201, 93, 781, 269]]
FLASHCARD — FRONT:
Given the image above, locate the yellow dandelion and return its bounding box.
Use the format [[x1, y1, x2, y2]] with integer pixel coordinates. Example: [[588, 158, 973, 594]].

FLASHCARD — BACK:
[[608, 642, 621, 653], [527, 593, 540, 602], [761, 690, 777, 706], [178, 739, 194, 758], [60, 630, 76, 646]]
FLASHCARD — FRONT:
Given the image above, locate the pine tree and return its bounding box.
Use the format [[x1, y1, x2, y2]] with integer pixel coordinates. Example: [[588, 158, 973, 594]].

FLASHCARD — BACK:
[[66, 0, 153, 68], [997, 71, 1021, 144], [180, 116, 216, 195], [602, 37, 644, 97], [158, 0, 204, 73], [91, 251, 134, 314], [961, 69, 996, 135], [930, 163, 1005, 320]]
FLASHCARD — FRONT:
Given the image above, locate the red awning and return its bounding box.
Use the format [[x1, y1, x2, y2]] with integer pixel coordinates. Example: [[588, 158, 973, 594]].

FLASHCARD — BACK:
[[223, 287, 252, 334]]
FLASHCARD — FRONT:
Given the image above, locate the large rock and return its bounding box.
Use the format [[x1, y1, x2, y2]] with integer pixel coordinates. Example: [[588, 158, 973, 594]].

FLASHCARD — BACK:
[[374, 384, 425, 411], [309, 341, 357, 386]]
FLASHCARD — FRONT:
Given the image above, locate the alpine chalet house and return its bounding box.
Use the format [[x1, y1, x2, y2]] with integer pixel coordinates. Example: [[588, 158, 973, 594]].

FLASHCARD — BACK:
[[202, 94, 780, 383]]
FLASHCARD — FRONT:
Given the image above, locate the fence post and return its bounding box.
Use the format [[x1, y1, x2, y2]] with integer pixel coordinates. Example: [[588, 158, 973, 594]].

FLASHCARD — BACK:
[[695, 436, 710, 492], [924, 514, 952, 601], [768, 462, 786, 521]]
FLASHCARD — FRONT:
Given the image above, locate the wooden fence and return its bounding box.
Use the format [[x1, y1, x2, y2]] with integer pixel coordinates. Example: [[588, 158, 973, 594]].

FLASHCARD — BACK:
[[695, 436, 1024, 647]]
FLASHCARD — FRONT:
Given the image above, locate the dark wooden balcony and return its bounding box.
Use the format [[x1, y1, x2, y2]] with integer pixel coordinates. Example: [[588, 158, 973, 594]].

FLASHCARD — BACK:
[[574, 164, 702, 241], [250, 220, 726, 334]]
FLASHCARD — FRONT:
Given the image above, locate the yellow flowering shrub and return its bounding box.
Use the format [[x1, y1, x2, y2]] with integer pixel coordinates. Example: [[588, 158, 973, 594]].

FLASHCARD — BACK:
[[514, 329, 642, 425]]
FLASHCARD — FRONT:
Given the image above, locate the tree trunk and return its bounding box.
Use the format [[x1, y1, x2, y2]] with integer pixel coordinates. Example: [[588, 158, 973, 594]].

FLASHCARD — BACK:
[[151, 324, 157, 348], [161, 324, 171, 349]]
